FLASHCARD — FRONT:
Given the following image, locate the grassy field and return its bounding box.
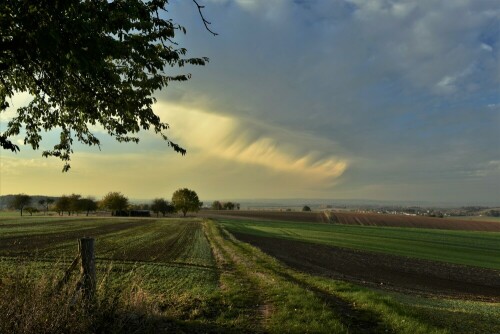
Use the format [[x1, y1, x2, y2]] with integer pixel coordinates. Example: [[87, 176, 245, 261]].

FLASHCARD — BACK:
[[0, 216, 498, 333], [218, 219, 500, 269]]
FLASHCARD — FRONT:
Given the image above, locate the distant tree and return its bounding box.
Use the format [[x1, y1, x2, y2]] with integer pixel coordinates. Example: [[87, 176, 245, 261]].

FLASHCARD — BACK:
[[302, 205, 312, 212], [236, 203, 240, 210], [68, 194, 82, 215], [38, 197, 54, 215], [211, 200, 223, 210], [55, 195, 71, 216], [8, 194, 31, 216], [151, 198, 174, 217], [130, 203, 150, 211], [38, 198, 46, 212], [223, 201, 235, 210], [100, 192, 129, 216], [79, 197, 98, 216], [151, 198, 165, 217], [487, 210, 500, 217], [171, 188, 202, 217], [25, 207, 38, 216]]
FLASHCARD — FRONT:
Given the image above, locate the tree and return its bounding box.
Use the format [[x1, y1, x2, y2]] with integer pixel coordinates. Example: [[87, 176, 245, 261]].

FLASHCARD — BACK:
[[25, 207, 38, 216], [0, 0, 215, 171], [68, 193, 82, 215], [8, 193, 31, 216], [171, 188, 202, 217], [302, 205, 312, 212], [79, 197, 98, 216], [211, 200, 223, 210], [100, 192, 129, 216], [223, 201, 235, 210], [151, 198, 174, 217], [38, 197, 54, 215], [55, 195, 71, 216]]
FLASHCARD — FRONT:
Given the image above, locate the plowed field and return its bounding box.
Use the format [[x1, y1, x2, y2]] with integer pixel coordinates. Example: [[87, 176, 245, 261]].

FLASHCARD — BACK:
[[202, 210, 324, 223], [234, 233, 500, 302], [326, 212, 500, 231], [1, 216, 498, 333], [202, 210, 500, 231], [0, 217, 218, 294]]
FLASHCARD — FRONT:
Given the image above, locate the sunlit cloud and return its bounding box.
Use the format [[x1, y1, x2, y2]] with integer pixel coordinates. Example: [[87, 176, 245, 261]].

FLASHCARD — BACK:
[[154, 102, 349, 182]]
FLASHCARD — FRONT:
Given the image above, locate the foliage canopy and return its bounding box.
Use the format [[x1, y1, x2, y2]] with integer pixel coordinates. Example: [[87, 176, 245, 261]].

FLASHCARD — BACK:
[[100, 191, 129, 215], [8, 193, 31, 216], [0, 0, 211, 171], [151, 198, 174, 217], [171, 188, 202, 217]]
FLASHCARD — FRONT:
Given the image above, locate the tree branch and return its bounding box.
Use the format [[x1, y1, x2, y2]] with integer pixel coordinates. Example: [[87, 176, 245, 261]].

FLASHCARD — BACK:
[[192, 0, 218, 36]]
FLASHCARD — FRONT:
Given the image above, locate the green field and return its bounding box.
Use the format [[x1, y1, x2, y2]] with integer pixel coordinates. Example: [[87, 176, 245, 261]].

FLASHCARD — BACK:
[[219, 219, 500, 269], [0, 216, 217, 294], [0, 216, 498, 333]]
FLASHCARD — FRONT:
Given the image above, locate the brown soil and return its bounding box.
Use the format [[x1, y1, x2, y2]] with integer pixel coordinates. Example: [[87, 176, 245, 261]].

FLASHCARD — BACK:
[[328, 212, 500, 232], [233, 233, 500, 302], [202, 210, 500, 231], [202, 210, 324, 223]]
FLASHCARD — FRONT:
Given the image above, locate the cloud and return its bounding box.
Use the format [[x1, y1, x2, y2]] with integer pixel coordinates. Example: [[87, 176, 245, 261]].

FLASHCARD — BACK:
[[156, 0, 500, 202], [153, 101, 349, 183]]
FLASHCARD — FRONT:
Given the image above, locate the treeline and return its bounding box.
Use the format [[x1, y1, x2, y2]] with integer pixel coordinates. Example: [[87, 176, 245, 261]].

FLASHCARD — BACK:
[[210, 201, 240, 210], [6, 188, 203, 217]]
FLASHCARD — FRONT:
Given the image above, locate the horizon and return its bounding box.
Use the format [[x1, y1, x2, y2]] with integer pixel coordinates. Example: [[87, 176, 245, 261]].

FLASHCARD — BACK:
[[0, 193, 497, 208]]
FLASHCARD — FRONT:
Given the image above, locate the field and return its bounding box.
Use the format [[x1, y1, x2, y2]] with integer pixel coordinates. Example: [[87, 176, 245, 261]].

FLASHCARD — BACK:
[[203, 210, 500, 231], [0, 215, 499, 333]]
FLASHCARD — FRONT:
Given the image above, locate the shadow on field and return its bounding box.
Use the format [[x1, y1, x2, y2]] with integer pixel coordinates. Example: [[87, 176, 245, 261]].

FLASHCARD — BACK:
[[234, 233, 500, 302], [256, 253, 388, 334], [95, 311, 257, 334]]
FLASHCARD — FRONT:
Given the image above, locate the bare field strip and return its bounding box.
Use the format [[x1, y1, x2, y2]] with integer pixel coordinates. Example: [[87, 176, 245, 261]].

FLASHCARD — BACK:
[[233, 232, 500, 302], [327, 212, 500, 231], [202, 210, 325, 223], [202, 210, 500, 231]]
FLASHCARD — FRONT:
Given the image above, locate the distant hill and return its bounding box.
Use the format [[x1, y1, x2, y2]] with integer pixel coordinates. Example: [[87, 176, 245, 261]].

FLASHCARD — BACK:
[[0, 195, 59, 209]]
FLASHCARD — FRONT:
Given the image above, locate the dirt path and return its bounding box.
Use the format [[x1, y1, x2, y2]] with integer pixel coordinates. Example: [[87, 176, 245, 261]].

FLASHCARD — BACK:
[[203, 222, 271, 332], [205, 222, 390, 333], [234, 233, 500, 302]]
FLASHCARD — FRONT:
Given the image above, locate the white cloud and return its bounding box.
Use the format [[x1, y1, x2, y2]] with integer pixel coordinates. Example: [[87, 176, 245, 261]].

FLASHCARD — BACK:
[[481, 43, 493, 52]]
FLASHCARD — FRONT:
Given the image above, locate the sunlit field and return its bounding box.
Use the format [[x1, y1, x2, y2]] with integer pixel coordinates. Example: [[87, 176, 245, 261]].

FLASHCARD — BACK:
[[0, 216, 498, 333]]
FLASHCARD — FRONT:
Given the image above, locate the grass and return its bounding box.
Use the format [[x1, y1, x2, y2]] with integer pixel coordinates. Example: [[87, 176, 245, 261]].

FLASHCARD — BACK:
[[218, 219, 500, 269], [204, 220, 499, 334], [0, 216, 498, 333]]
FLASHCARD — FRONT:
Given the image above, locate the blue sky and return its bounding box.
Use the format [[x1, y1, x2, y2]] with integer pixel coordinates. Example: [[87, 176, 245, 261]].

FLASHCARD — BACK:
[[1, 0, 499, 204]]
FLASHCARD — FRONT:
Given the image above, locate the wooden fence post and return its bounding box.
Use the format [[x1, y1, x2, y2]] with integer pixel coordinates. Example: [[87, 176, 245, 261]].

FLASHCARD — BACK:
[[78, 237, 96, 301]]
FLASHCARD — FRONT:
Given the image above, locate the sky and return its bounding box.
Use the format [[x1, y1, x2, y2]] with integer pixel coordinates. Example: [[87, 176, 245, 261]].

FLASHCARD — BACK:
[[1, 0, 499, 205]]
